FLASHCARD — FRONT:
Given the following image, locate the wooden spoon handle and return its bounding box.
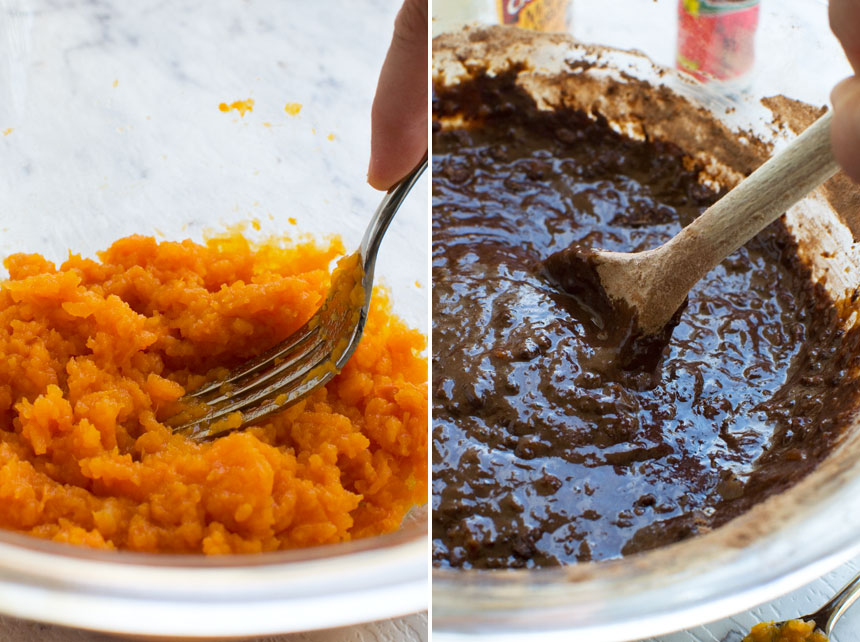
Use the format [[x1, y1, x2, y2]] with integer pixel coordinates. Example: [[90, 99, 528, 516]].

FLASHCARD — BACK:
[[656, 110, 838, 285]]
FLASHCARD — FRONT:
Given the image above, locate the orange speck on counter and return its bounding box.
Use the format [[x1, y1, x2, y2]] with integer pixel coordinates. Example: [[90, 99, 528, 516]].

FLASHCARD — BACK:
[[327, 133, 335, 141], [2, 129, 11, 136], [251, 220, 261, 231], [0, 231, 428, 553], [288, 217, 297, 225], [284, 103, 302, 116], [219, 99, 255, 117], [113, 79, 118, 88], [263, 122, 272, 128]]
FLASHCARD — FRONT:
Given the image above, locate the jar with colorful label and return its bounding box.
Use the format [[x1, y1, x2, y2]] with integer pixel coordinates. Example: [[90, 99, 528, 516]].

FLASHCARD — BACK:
[[677, 0, 760, 85], [496, 0, 572, 33]]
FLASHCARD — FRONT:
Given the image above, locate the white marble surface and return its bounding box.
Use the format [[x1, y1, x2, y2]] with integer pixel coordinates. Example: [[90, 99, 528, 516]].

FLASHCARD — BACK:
[[0, 0, 427, 639]]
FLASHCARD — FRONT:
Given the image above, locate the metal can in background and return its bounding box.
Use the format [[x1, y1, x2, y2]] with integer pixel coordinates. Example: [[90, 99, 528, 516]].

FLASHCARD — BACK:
[[677, 0, 760, 84], [496, 0, 572, 33]]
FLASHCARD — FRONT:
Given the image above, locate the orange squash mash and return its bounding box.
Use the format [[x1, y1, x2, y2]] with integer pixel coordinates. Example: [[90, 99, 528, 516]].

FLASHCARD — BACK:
[[0, 232, 427, 553], [744, 620, 828, 642]]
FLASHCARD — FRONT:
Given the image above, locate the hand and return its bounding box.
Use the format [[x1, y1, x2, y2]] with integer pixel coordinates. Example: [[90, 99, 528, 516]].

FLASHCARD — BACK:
[[367, 0, 428, 190], [830, 0, 860, 181]]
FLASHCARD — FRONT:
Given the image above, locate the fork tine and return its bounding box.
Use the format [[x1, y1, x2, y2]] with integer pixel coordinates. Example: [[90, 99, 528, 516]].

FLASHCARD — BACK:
[[172, 342, 347, 440], [191, 276, 360, 408], [192, 324, 323, 405], [170, 261, 363, 436], [193, 336, 332, 416], [185, 308, 364, 434], [188, 247, 361, 403], [189, 319, 321, 399]]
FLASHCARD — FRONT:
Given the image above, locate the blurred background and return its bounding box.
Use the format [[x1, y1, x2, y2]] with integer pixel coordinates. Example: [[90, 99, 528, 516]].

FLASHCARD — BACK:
[[433, 0, 849, 105]]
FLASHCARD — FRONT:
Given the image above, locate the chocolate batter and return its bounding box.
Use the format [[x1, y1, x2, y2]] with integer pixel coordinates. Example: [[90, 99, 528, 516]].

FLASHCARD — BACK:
[[432, 72, 860, 569]]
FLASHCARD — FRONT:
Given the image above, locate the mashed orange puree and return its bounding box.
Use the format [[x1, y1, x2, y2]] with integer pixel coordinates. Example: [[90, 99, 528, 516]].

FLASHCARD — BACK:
[[744, 620, 828, 642], [0, 232, 427, 553]]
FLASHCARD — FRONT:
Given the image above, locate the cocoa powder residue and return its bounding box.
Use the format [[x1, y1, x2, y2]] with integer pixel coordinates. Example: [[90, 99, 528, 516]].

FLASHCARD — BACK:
[[761, 94, 860, 240]]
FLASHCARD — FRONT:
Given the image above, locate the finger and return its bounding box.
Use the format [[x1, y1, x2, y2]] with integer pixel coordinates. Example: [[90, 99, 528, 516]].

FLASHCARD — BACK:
[[830, 0, 860, 73], [831, 75, 860, 183], [367, 0, 428, 191], [832, 76, 857, 107]]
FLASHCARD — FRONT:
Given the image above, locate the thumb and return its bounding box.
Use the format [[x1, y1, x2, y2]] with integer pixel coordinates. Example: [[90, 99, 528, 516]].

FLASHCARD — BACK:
[[832, 76, 860, 183], [367, 0, 428, 191]]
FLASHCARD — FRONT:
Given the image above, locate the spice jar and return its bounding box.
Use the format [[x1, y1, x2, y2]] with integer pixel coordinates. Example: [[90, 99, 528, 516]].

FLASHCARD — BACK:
[[497, 0, 573, 32], [676, 0, 760, 85], [432, 0, 572, 36]]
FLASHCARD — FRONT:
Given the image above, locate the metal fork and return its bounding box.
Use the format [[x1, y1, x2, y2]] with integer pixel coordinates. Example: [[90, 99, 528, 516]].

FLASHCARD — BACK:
[[721, 570, 860, 641], [168, 156, 427, 440]]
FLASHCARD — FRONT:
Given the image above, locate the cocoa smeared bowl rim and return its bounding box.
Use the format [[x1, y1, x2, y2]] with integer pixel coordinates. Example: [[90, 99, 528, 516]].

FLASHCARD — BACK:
[[432, 25, 860, 640]]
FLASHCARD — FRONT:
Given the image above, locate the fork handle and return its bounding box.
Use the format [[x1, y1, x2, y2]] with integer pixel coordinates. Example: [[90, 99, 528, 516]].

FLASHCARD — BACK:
[[360, 153, 429, 280], [810, 569, 860, 634]]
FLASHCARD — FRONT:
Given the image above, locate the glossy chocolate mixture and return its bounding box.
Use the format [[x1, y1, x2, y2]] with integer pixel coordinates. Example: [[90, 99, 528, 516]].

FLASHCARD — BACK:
[[432, 72, 860, 569]]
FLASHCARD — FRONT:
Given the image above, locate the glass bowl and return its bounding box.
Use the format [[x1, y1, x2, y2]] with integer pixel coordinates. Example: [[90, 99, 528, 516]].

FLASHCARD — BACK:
[[431, 3, 860, 639], [0, 0, 428, 636]]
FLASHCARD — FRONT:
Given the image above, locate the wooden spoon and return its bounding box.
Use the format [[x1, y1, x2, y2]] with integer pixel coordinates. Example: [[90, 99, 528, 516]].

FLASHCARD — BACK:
[[544, 111, 839, 371]]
